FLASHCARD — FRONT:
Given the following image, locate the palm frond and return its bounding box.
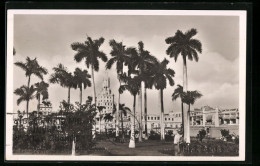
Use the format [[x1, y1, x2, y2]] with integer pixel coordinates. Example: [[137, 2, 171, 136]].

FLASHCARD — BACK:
[[106, 57, 117, 69], [185, 28, 197, 39], [98, 51, 107, 62], [189, 39, 202, 53]]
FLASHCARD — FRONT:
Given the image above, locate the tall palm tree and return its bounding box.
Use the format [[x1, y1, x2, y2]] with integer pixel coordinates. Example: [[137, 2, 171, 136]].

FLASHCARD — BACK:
[[14, 57, 48, 87], [73, 68, 92, 105], [152, 59, 175, 140], [103, 113, 114, 134], [119, 73, 141, 148], [106, 39, 137, 138], [183, 90, 203, 123], [14, 85, 36, 118], [134, 41, 158, 141], [49, 64, 76, 104], [97, 106, 106, 133], [172, 85, 185, 131], [34, 81, 49, 116], [118, 104, 131, 141], [71, 36, 107, 106], [182, 90, 202, 135], [165, 28, 202, 143]]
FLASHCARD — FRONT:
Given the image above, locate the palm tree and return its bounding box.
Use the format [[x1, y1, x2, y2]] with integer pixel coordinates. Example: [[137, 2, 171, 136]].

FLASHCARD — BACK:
[[97, 106, 106, 133], [103, 113, 114, 134], [14, 57, 48, 87], [152, 59, 175, 140], [184, 90, 202, 109], [134, 41, 158, 141], [73, 68, 92, 105], [172, 85, 185, 131], [119, 73, 141, 148], [14, 85, 36, 118], [183, 90, 203, 128], [165, 28, 202, 143], [34, 81, 49, 117], [117, 104, 131, 141], [106, 39, 136, 138], [42, 100, 51, 107], [49, 64, 76, 104], [71, 36, 107, 106]]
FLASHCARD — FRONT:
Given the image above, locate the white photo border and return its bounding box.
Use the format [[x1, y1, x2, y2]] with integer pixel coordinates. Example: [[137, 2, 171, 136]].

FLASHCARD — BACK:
[[6, 9, 247, 161]]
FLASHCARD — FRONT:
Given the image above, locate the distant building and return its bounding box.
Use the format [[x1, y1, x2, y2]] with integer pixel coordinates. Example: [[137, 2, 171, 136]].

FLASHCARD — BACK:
[[39, 103, 52, 116], [190, 105, 239, 127], [95, 76, 115, 132]]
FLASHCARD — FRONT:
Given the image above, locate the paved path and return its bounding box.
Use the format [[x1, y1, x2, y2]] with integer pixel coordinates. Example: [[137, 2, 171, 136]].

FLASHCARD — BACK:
[[96, 140, 173, 156]]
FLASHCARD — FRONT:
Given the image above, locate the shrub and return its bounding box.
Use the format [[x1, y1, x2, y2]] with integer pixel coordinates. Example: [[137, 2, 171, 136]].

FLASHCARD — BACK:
[[197, 129, 206, 142], [182, 139, 239, 156], [220, 129, 229, 138], [165, 130, 173, 142], [148, 130, 160, 140]]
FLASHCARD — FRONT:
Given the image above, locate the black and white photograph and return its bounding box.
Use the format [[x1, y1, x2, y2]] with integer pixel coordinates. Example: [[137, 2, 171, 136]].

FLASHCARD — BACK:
[[6, 10, 246, 161]]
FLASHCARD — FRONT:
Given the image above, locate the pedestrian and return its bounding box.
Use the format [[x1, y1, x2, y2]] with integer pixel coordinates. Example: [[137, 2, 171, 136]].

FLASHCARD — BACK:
[[173, 129, 181, 156]]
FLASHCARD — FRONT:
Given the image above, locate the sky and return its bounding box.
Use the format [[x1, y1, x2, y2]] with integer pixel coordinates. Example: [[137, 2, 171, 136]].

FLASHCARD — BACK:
[[13, 14, 240, 115]]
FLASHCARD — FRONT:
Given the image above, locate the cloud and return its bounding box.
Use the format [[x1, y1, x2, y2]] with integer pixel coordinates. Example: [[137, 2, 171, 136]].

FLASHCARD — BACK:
[[12, 14, 240, 114]]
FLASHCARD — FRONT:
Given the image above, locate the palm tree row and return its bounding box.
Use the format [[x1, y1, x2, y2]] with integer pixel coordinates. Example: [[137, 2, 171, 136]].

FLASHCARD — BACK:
[[49, 64, 92, 105], [14, 57, 48, 118], [14, 28, 203, 147]]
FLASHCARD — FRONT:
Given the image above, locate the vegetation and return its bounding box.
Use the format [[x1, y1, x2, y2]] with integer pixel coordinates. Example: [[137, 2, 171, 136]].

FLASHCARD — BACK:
[[197, 129, 207, 142], [13, 31, 237, 156], [166, 28, 202, 143], [71, 36, 108, 106], [14, 57, 48, 118], [152, 59, 175, 140]]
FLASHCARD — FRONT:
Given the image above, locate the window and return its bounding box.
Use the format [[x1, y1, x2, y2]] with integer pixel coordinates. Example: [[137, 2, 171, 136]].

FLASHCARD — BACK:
[[172, 118, 174, 121], [151, 117, 153, 120], [168, 118, 170, 120], [165, 118, 167, 121], [158, 117, 160, 120], [148, 117, 150, 120]]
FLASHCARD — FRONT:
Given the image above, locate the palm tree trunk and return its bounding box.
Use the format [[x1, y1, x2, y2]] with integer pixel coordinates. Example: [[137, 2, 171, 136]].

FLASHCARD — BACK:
[[116, 81, 121, 137], [144, 85, 148, 140], [121, 111, 125, 141], [129, 95, 136, 148], [99, 115, 102, 133], [138, 85, 143, 142], [26, 75, 31, 119], [183, 57, 190, 143], [27, 75, 31, 87], [68, 87, 71, 104], [72, 136, 76, 156], [26, 100, 29, 119], [160, 89, 165, 140], [37, 94, 40, 117], [91, 65, 97, 136], [80, 87, 82, 105], [181, 101, 184, 134], [91, 65, 96, 106]]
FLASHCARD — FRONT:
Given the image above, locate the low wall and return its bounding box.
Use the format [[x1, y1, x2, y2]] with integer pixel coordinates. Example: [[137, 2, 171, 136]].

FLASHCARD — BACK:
[[190, 125, 239, 138]]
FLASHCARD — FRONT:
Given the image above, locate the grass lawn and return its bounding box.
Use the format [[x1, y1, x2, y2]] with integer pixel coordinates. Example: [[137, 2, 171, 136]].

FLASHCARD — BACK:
[[94, 139, 173, 156]]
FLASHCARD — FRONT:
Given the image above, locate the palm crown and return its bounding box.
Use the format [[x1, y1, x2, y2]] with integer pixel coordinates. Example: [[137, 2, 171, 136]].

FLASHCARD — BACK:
[[165, 28, 202, 64], [71, 36, 107, 71], [34, 81, 49, 101], [14, 57, 48, 86], [14, 85, 36, 105], [49, 64, 76, 89], [152, 58, 175, 90], [73, 68, 91, 90]]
